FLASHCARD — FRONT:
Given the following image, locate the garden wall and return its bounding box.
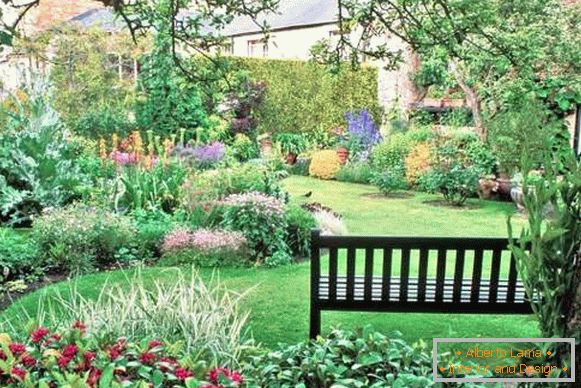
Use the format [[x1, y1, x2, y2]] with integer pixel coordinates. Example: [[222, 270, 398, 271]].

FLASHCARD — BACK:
[[231, 57, 381, 135]]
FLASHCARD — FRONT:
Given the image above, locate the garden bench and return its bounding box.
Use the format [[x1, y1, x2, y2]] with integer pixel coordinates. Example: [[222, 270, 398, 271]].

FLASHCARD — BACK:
[[309, 229, 533, 338]]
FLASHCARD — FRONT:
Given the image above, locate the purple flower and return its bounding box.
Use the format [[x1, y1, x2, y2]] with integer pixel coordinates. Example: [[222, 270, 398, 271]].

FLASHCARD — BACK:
[[345, 109, 382, 161], [175, 142, 225, 168]]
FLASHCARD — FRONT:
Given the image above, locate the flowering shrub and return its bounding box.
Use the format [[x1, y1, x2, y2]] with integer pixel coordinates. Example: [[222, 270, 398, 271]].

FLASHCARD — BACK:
[[344, 109, 382, 161], [309, 150, 341, 180], [161, 228, 248, 267], [32, 204, 137, 273], [0, 323, 244, 387], [221, 192, 291, 266], [175, 142, 226, 170], [404, 142, 432, 185]]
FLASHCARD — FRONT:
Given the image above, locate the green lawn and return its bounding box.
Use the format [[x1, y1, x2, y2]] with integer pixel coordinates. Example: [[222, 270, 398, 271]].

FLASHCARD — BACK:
[[0, 176, 539, 348]]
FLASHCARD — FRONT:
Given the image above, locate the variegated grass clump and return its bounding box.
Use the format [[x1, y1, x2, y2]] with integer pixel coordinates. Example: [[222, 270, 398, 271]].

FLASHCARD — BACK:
[[5, 268, 252, 367]]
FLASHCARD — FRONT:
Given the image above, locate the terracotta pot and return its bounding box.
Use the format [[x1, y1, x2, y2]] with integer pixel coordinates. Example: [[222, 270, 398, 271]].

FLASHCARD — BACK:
[[478, 178, 497, 200], [496, 176, 512, 199], [285, 153, 298, 165], [336, 147, 349, 164]]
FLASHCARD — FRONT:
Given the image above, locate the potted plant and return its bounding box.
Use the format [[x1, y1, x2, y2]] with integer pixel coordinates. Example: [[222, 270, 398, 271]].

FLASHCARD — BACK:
[[276, 133, 307, 165], [478, 174, 498, 200], [258, 133, 273, 156]]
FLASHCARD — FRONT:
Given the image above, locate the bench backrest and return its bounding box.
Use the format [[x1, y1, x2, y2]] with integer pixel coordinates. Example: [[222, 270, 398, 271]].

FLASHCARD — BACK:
[[310, 229, 532, 313]]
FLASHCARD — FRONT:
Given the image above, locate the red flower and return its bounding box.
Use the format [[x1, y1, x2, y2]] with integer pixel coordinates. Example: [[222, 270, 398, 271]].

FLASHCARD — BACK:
[[139, 351, 156, 365], [230, 370, 244, 384], [208, 367, 243, 385], [30, 327, 49, 343], [21, 354, 37, 368], [62, 344, 78, 358], [11, 366, 27, 380], [84, 351, 96, 363], [175, 367, 193, 381], [0, 350, 5, 360], [72, 321, 87, 334], [108, 339, 127, 360], [148, 340, 163, 349], [57, 356, 72, 369], [8, 343, 26, 356], [87, 368, 102, 387]]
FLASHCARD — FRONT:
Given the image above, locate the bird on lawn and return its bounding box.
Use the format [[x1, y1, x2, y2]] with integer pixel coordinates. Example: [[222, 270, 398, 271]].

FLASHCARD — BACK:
[[303, 191, 313, 198]]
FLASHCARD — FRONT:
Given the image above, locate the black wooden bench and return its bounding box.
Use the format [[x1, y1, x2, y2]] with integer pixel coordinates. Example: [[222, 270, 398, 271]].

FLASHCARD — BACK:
[[309, 229, 533, 338]]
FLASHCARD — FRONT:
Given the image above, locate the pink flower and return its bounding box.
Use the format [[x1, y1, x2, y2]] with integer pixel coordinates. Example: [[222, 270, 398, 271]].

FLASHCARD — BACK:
[[8, 343, 26, 356], [72, 321, 87, 334], [21, 354, 36, 368], [84, 351, 96, 363], [139, 351, 156, 365], [208, 367, 243, 385], [11, 366, 26, 380], [62, 344, 78, 358], [175, 367, 193, 381], [148, 340, 163, 349], [57, 356, 72, 369], [30, 327, 49, 343]]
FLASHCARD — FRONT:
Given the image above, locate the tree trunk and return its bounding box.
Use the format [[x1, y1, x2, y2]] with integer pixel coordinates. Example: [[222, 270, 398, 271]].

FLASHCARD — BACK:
[[449, 61, 486, 141]]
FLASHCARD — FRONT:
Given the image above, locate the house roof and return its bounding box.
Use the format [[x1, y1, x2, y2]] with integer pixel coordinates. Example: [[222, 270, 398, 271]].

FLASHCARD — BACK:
[[70, 8, 125, 32], [70, 0, 339, 35], [222, 0, 339, 36]]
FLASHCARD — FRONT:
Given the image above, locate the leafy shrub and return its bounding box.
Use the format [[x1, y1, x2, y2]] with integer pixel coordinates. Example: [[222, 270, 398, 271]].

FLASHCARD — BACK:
[[370, 167, 408, 195], [16, 270, 251, 367], [0, 322, 244, 387], [160, 228, 248, 267], [285, 205, 317, 258], [0, 81, 88, 225], [182, 164, 286, 205], [309, 150, 342, 180], [405, 142, 432, 185], [275, 132, 308, 156], [115, 162, 187, 213], [231, 58, 380, 138], [221, 192, 291, 265], [370, 134, 412, 172], [243, 327, 434, 387], [335, 162, 373, 184], [230, 134, 259, 162], [32, 204, 137, 273], [419, 164, 481, 206], [287, 157, 311, 176], [72, 106, 133, 139], [486, 100, 565, 174], [0, 229, 42, 292], [131, 209, 178, 259]]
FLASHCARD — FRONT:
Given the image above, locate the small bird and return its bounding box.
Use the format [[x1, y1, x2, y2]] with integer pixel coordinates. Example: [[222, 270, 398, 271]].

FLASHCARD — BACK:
[[303, 191, 313, 198]]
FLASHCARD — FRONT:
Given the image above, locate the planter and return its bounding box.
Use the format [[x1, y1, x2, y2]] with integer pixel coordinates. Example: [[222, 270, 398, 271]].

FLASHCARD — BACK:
[[336, 147, 349, 164], [260, 139, 273, 156], [510, 186, 525, 212], [478, 178, 497, 200], [496, 175, 512, 200], [285, 152, 298, 165]]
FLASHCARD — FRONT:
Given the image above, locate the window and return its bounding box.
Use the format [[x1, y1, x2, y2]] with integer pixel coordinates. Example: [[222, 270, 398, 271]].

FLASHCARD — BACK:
[[247, 39, 268, 57], [106, 53, 138, 82]]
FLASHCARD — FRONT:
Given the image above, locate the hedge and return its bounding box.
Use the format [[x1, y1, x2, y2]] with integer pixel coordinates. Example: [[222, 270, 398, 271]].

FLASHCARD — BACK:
[[231, 57, 381, 135]]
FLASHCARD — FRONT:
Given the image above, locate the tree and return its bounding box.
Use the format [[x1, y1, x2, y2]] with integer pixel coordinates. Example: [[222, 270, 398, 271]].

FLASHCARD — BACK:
[[335, 0, 581, 140]]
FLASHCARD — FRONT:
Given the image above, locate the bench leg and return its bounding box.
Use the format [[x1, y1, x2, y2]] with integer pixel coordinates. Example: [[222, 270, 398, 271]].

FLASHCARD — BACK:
[[309, 304, 321, 339]]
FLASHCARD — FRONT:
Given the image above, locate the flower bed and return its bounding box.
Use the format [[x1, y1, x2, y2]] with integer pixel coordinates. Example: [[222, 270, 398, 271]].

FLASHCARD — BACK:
[[0, 323, 243, 387]]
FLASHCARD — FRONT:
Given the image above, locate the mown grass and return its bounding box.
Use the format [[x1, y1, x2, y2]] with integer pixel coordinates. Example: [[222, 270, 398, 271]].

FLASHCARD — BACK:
[[0, 176, 538, 348]]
